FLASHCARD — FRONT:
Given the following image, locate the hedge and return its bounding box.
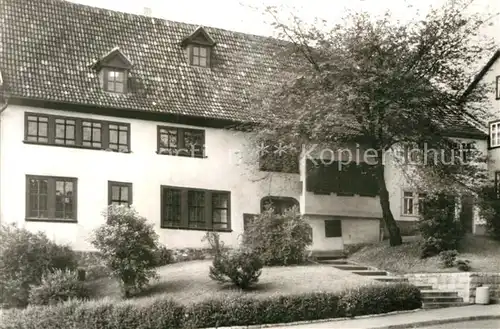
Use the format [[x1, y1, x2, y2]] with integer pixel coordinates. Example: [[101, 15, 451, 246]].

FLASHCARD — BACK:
[[0, 283, 421, 329]]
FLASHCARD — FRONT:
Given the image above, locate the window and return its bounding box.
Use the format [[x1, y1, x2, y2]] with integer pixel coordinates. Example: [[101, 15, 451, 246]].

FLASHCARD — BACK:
[[108, 181, 132, 206], [305, 160, 379, 196], [495, 171, 500, 199], [55, 118, 76, 145], [82, 121, 102, 148], [325, 220, 342, 238], [26, 175, 77, 222], [402, 191, 427, 216], [260, 196, 299, 215], [190, 46, 209, 67], [104, 69, 125, 93], [108, 124, 129, 152], [161, 186, 230, 231], [26, 115, 49, 143], [24, 113, 130, 152], [157, 126, 205, 158], [490, 121, 500, 148], [496, 76, 500, 100]]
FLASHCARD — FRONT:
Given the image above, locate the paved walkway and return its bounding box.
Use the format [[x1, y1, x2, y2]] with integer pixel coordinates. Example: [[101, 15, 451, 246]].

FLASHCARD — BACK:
[[265, 305, 500, 329]]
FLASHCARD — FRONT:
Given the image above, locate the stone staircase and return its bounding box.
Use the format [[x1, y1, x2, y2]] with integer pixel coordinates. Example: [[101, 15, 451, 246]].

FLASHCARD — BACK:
[[317, 258, 468, 309]]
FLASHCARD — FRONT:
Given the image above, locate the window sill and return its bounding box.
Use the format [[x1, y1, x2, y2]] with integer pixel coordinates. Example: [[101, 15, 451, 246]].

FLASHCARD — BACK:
[[488, 144, 500, 150], [25, 218, 77, 223], [23, 140, 132, 153], [400, 214, 419, 218], [160, 226, 232, 233], [155, 151, 207, 159]]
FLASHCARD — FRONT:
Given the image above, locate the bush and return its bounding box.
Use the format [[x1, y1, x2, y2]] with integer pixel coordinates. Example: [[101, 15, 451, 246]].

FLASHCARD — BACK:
[[153, 244, 173, 267], [75, 251, 111, 280], [477, 185, 500, 241], [209, 248, 263, 290], [439, 250, 458, 268], [202, 231, 225, 257], [0, 283, 422, 329], [28, 269, 90, 306], [456, 259, 471, 271], [338, 284, 422, 318], [419, 193, 464, 258], [0, 224, 77, 308], [242, 206, 312, 266], [90, 205, 160, 297]]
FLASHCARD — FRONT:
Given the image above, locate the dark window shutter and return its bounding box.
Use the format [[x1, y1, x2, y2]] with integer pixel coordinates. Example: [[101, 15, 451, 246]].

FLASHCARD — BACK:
[[325, 220, 342, 237], [358, 163, 379, 197]]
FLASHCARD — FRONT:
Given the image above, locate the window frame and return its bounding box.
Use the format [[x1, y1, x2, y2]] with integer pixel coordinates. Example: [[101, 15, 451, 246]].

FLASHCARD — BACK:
[[160, 185, 231, 232], [489, 120, 500, 149], [402, 190, 427, 216], [24, 112, 131, 153], [496, 76, 500, 100], [108, 181, 133, 206], [157, 125, 205, 158], [189, 45, 210, 68], [25, 175, 78, 223], [103, 68, 127, 93]]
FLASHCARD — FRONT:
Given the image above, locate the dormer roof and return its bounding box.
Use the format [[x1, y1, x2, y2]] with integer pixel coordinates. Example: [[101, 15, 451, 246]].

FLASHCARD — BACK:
[[181, 26, 216, 48], [91, 47, 133, 70]]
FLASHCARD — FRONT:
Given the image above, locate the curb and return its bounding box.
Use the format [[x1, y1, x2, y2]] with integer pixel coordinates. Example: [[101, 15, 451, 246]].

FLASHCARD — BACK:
[[207, 308, 423, 329], [368, 314, 500, 329]]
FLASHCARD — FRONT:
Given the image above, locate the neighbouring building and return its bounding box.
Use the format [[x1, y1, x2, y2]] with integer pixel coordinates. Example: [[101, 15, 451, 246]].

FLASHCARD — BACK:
[[0, 0, 490, 253]]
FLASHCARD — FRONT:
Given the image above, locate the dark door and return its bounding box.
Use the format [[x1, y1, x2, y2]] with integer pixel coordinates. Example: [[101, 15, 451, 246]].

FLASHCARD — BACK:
[[460, 195, 474, 233]]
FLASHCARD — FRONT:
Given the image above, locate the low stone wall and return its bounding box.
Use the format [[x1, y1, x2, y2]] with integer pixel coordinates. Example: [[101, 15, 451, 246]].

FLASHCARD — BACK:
[[405, 272, 500, 303]]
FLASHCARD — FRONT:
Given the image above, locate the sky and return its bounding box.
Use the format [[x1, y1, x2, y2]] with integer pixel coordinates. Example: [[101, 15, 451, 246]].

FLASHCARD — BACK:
[[68, 0, 499, 68], [68, 0, 499, 38]]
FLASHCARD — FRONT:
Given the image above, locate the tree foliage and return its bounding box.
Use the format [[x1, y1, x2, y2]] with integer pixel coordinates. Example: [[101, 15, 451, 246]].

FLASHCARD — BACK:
[[246, 0, 496, 246]]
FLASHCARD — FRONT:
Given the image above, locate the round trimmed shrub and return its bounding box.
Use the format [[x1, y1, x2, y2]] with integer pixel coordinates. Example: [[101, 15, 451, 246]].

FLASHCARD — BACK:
[[90, 205, 160, 297], [209, 248, 263, 290]]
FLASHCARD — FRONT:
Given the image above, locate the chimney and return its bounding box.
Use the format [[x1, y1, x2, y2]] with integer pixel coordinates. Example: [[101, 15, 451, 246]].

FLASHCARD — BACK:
[[143, 7, 152, 17]]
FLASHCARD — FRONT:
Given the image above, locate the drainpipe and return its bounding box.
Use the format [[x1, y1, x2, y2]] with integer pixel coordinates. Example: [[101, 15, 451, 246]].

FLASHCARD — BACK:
[[0, 95, 8, 225]]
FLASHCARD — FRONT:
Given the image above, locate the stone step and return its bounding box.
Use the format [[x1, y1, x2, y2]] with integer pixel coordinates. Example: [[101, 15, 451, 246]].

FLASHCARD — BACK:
[[372, 276, 408, 283], [422, 296, 464, 303], [313, 250, 346, 260], [422, 302, 468, 309], [332, 264, 370, 271], [416, 285, 433, 290], [352, 270, 388, 276], [319, 260, 349, 265], [420, 290, 459, 298]]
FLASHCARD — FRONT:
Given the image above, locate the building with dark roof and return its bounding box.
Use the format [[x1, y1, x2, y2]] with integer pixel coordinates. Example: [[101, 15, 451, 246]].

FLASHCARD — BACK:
[[0, 0, 492, 251]]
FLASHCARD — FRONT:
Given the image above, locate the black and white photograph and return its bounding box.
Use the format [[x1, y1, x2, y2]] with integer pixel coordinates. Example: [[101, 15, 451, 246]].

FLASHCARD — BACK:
[[0, 0, 499, 328]]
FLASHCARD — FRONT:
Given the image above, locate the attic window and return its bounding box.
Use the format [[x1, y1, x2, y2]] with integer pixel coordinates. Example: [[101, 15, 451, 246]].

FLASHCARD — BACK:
[[191, 46, 208, 67], [105, 69, 125, 93], [91, 48, 133, 94], [181, 27, 216, 68]]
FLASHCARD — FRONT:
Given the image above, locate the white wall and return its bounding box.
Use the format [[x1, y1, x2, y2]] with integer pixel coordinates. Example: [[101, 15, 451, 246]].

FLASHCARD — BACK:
[[0, 105, 300, 250]]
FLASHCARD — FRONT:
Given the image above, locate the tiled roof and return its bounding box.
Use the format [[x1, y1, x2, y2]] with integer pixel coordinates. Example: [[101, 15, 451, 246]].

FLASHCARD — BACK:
[[0, 0, 294, 123], [0, 0, 486, 138]]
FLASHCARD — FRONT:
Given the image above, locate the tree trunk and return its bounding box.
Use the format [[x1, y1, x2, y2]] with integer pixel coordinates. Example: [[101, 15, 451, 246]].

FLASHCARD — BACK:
[[374, 162, 403, 246]]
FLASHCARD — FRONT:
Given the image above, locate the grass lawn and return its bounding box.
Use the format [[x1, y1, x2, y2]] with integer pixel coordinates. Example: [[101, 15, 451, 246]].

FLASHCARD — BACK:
[[349, 234, 500, 274], [88, 260, 375, 305]]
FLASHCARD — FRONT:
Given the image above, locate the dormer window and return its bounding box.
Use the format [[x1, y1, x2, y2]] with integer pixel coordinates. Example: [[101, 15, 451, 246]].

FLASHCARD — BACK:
[[181, 27, 216, 68], [105, 69, 125, 93], [191, 46, 208, 67], [91, 47, 133, 94]]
